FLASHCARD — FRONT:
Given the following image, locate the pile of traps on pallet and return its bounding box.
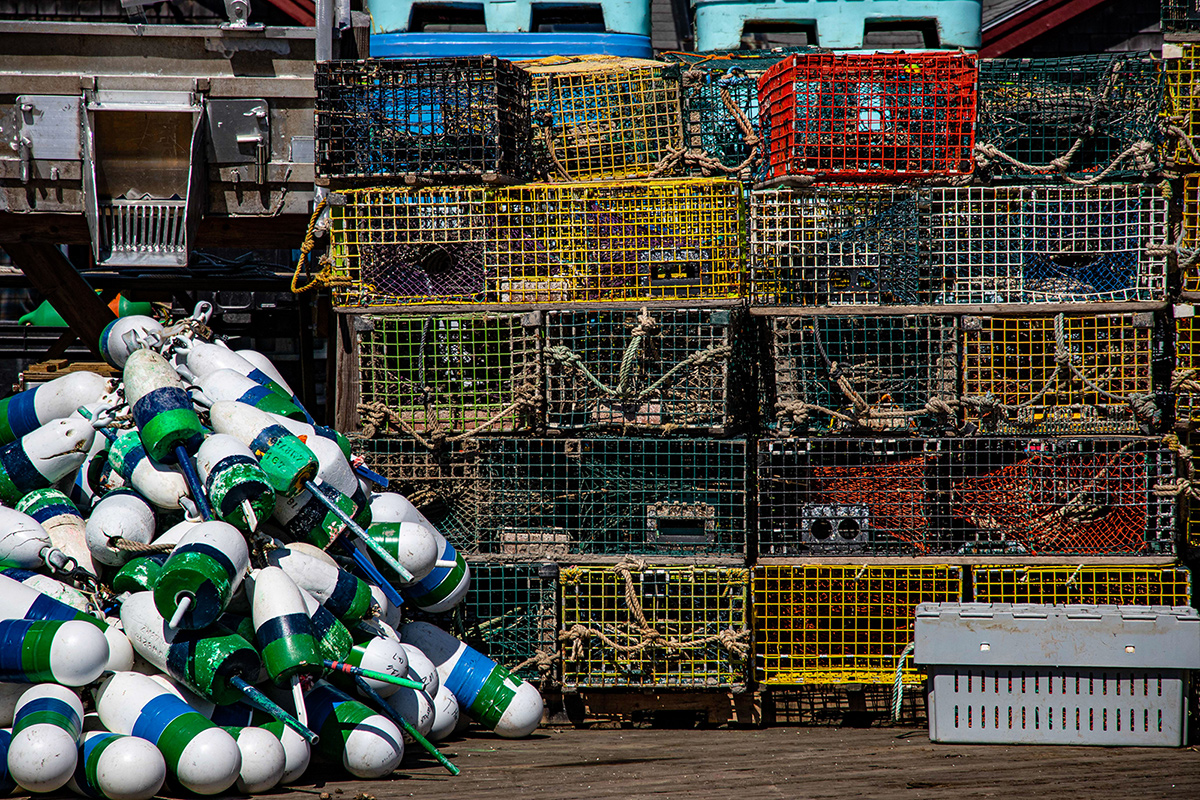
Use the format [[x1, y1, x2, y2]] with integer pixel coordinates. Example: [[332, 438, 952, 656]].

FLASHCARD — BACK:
[[0, 306, 543, 797]]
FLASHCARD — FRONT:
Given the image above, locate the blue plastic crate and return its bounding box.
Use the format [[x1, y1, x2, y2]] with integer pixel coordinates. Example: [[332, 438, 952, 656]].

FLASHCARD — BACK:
[[370, 32, 653, 59], [370, 0, 649, 35]]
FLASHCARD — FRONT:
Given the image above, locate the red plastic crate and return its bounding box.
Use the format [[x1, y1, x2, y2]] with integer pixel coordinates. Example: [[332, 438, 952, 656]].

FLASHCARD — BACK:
[[757, 52, 977, 183]]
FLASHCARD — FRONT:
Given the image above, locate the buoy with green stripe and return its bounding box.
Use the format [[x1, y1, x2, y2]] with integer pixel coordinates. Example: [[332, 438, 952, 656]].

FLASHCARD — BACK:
[[0, 371, 109, 446], [9, 684, 83, 792], [401, 621, 543, 739], [266, 543, 376, 624], [173, 340, 298, 414], [106, 429, 189, 510], [266, 412, 353, 464], [197, 369, 308, 421], [208, 705, 311, 785], [153, 521, 249, 631], [120, 592, 317, 745], [298, 584, 355, 665], [84, 488, 157, 567], [303, 681, 403, 779], [235, 347, 317, 425], [331, 635, 411, 699], [0, 619, 110, 685], [195, 434, 275, 533], [111, 553, 169, 594], [93, 671, 241, 796], [1, 567, 89, 612], [67, 730, 166, 800], [222, 725, 286, 794], [122, 349, 211, 520], [16, 488, 99, 578], [99, 315, 163, 369], [369, 492, 470, 613], [0, 418, 95, 506], [0, 572, 133, 673], [0, 506, 68, 572], [249, 567, 324, 730]]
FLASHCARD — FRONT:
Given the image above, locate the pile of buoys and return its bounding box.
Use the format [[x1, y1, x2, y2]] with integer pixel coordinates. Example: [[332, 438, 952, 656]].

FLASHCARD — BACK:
[[0, 305, 543, 796]]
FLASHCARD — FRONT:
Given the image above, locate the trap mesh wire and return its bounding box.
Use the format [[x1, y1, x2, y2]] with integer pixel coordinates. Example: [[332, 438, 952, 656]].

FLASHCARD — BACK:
[[754, 564, 963, 685], [1163, 0, 1200, 31], [329, 187, 489, 307], [543, 307, 750, 434], [960, 313, 1156, 435], [488, 179, 744, 303], [414, 562, 558, 683], [559, 564, 749, 688], [1166, 47, 1200, 167], [1173, 310, 1200, 427], [768, 314, 959, 436], [974, 53, 1166, 181], [749, 187, 933, 306], [1181, 176, 1200, 291], [523, 57, 683, 181], [475, 438, 748, 557], [315, 57, 532, 181], [757, 438, 1176, 557], [352, 436, 480, 553], [356, 313, 540, 437], [757, 51, 977, 183], [930, 184, 1168, 305], [971, 565, 1191, 606]]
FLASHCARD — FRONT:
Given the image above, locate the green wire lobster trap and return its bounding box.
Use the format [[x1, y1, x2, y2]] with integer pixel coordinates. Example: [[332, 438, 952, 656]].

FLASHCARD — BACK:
[[543, 307, 753, 434], [475, 437, 748, 557], [974, 53, 1167, 182], [344, 312, 541, 442], [560, 563, 749, 688], [767, 314, 959, 436]]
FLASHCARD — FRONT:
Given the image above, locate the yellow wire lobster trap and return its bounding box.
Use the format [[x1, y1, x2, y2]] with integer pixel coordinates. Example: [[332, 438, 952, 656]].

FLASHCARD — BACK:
[[960, 312, 1158, 435], [1172, 306, 1200, 427], [971, 565, 1191, 606], [754, 564, 963, 686], [521, 56, 683, 181], [1179, 176, 1200, 293], [1164, 44, 1200, 168], [327, 179, 744, 306], [559, 563, 749, 688]]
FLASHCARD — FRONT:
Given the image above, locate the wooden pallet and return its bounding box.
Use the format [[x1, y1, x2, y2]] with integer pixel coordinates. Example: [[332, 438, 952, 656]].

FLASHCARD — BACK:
[[545, 689, 762, 728], [19, 359, 118, 389]]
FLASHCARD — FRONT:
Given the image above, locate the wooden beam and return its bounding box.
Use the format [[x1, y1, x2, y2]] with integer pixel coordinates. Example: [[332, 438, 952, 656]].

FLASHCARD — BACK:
[[3, 243, 115, 359], [981, 0, 1110, 57]]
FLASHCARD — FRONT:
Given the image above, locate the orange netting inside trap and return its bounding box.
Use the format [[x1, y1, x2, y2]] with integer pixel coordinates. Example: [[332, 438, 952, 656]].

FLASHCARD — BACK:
[[812, 455, 929, 550]]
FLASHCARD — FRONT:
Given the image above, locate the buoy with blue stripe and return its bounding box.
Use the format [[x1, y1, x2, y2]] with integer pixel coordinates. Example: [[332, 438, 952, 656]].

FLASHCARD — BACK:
[[249, 567, 323, 729], [401, 621, 543, 739], [0, 372, 110, 446], [235, 348, 316, 424], [429, 684, 460, 742], [173, 340, 294, 405], [105, 430, 189, 511], [1, 568, 89, 612], [0, 418, 95, 506], [369, 493, 469, 613], [303, 681, 403, 779], [110, 553, 168, 594], [208, 706, 311, 785], [0, 728, 16, 796], [122, 349, 210, 520], [119, 592, 317, 744], [223, 725, 285, 794], [8, 684, 83, 792], [93, 671, 242, 796], [328, 635, 417, 698], [67, 730, 166, 800], [84, 489, 156, 567], [0, 572, 133, 673], [196, 369, 308, 421], [99, 315, 163, 369], [16, 488, 99, 579], [267, 413, 352, 463], [195, 434, 275, 533], [398, 642, 440, 697], [266, 543, 375, 624], [0, 619, 110, 685], [365, 519, 438, 586], [154, 521, 249, 630], [298, 585, 354, 665]]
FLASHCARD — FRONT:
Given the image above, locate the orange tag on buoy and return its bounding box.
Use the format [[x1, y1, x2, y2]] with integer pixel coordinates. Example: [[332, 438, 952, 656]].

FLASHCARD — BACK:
[[298, 435, 308, 443]]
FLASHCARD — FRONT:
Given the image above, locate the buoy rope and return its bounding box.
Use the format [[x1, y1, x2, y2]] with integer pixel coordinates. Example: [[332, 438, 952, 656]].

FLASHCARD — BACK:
[[291, 197, 352, 295], [891, 642, 915, 723], [357, 381, 542, 450], [107, 537, 175, 554], [648, 68, 760, 178]]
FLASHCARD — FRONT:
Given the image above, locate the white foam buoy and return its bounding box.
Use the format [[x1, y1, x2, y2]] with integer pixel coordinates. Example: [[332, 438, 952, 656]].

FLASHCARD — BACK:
[[0, 572, 131, 673], [266, 544, 375, 623], [208, 706, 310, 786], [0, 619, 110, 685], [67, 730, 167, 800], [99, 316, 163, 369], [0, 568, 89, 612], [428, 684, 461, 742], [106, 430, 190, 510], [196, 369, 307, 421], [154, 521, 249, 630], [385, 686, 434, 742], [342, 636, 409, 699], [85, 489, 157, 567], [15, 488, 99, 578], [369, 493, 469, 612], [194, 434, 275, 533], [9, 684, 83, 792], [224, 726, 285, 794], [0, 371, 109, 445], [398, 643, 440, 698], [0, 418, 95, 506], [304, 681, 403, 779]]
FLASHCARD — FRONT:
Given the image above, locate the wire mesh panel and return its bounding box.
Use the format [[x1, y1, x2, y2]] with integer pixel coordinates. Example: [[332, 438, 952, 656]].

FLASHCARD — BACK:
[[352, 437, 480, 553], [524, 57, 682, 181], [961, 313, 1157, 435], [930, 185, 1168, 304], [415, 562, 558, 683], [543, 308, 749, 434], [758, 51, 977, 183], [488, 179, 744, 303], [755, 564, 963, 685], [1173, 309, 1200, 427], [974, 53, 1166, 182], [476, 438, 748, 557], [356, 313, 541, 438], [315, 58, 532, 182], [941, 438, 1176, 557], [560, 564, 749, 688], [972, 565, 1191, 606], [1167, 47, 1200, 168], [769, 314, 959, 436], [749, 187, 933, 306], [1181, 176, 1200, 292], [1164, 0, 1200, 31]]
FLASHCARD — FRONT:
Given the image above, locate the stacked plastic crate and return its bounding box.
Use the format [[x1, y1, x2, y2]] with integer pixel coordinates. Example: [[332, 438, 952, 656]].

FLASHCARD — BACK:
[[748, 46, 1186, 711]]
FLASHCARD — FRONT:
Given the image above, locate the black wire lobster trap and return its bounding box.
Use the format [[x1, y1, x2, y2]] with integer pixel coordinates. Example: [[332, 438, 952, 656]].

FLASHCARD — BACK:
[[543, 307, 753, 434], [315, 57, 533, 182], [973, 53, 1167, 182], [767, 314, 959, 437], [1163, 0, 1200, 32]]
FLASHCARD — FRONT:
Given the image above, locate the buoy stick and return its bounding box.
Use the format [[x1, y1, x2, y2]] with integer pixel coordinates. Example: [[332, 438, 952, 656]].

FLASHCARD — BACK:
[[353, 463, 389, 488], [352, 675, 460, 776], [175, 444, 213, 521], [302, 480, 414, 582], [229, 676, 319, 745], [241, 499, 258, 533], [434, 560, 457, 569], [291, 677, 308, 728], [332, 538, 404, 609], [168, 594, 193, 630], [323, 660, 424, 690]]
